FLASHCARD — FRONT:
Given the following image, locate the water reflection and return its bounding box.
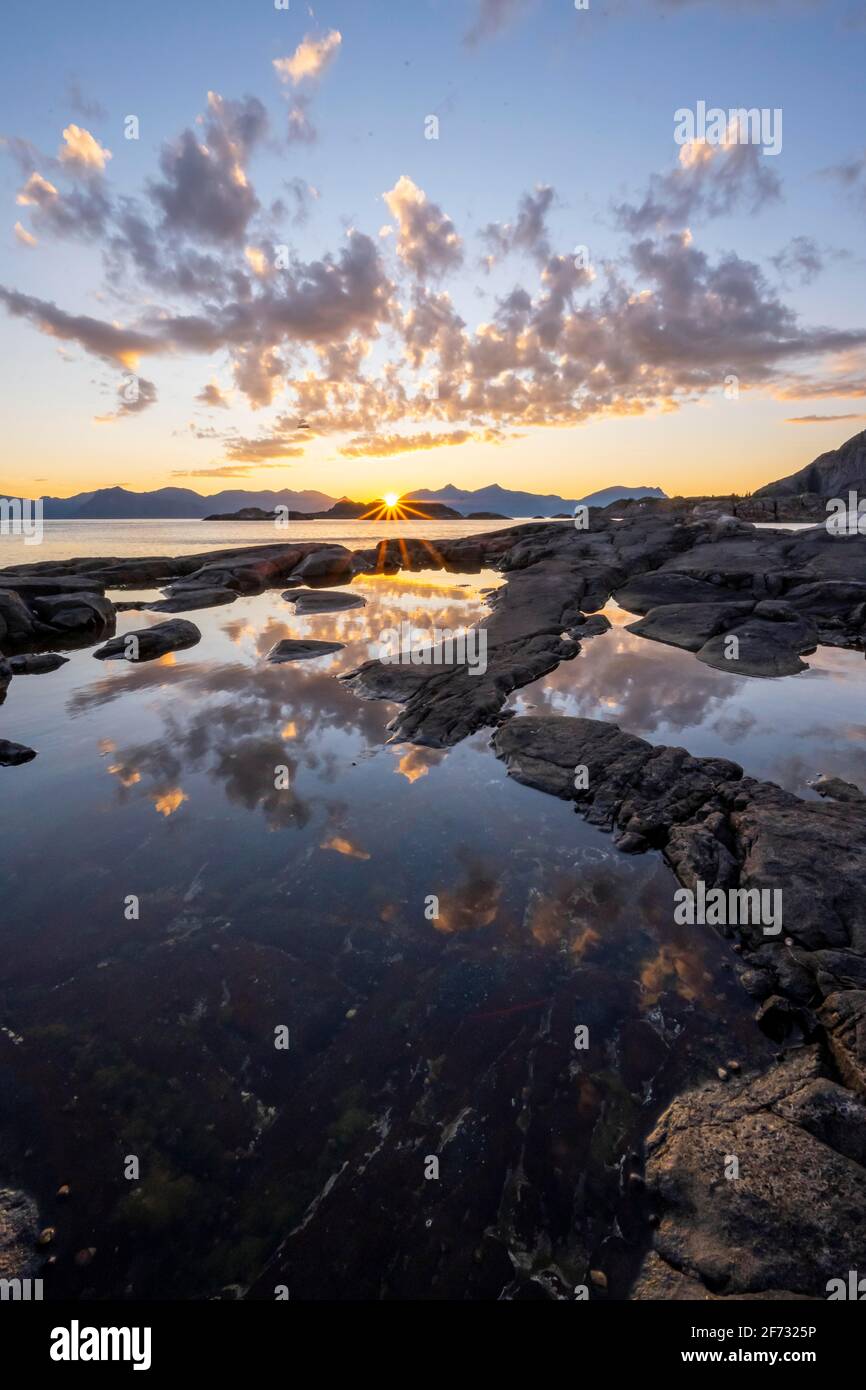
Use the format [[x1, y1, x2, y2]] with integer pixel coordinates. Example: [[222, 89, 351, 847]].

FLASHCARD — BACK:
[[511, 600, 866, 795], [0, 568, 849, 1300]]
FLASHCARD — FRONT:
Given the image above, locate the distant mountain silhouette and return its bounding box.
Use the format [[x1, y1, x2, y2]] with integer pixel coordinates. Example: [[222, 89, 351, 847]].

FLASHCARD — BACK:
[[12, 480, 665, 521], [23, 486, 339, 520], [755, 428, 866, 498], [407, 481, 666, 517]]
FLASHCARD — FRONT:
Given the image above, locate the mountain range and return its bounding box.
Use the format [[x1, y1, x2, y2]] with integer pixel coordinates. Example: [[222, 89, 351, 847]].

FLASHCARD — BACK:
[[11, 481, 666, 520]]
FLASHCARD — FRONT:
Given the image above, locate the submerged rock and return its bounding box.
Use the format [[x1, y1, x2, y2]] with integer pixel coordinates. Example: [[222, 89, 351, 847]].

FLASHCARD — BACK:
[[0, 739, 37, 766], [8, 652, 69, 675], [284, 590, 367, 614], [266, 639, 345, 663], [93, 618, 201, 662], [149, 587, 238, 613]]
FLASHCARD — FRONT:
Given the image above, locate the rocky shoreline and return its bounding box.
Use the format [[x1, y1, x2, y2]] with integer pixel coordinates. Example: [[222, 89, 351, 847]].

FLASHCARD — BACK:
[[2, 500, 866, 1297]]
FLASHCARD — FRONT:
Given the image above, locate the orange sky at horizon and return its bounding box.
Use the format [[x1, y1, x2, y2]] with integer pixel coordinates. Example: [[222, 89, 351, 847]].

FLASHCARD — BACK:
[[5, 392, 862, 502]]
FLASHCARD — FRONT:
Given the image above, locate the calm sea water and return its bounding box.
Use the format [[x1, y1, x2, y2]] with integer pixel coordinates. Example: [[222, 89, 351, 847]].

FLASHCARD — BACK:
[[1, 522, 862, 1299], [0, 516, 536, 567]]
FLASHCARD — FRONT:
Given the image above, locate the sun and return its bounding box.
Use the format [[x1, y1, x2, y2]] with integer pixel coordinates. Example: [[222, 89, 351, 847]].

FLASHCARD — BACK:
[[382, 492, 400, 508]]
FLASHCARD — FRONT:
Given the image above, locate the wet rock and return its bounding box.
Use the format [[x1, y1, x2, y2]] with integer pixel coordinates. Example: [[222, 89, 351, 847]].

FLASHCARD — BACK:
[[696, 612, 819, 678], [818, 991, 866, 1095], [31, 591, 115, 640], [266, 639, 345, 663], [0, 587, 39, 643], [7, 652, 69, 675], [614, 572, 727, 614], [93, 619, 201, 662], [626, 600, 754, 652], [284, 590, 367, 614], [569, 612, 611, 639], [738, 968, 774, 1000], [810, 774, 866, 805], [0, 739, 37, 766], [149, 587, 238, 613], [0, 1187, 41, 1279], [641, 1049, 866, 1297], [290, 548, 359, 585]]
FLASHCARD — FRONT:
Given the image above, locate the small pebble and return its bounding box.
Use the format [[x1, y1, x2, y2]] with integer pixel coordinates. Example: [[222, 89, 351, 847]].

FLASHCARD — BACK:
[[589, 1269, 608, 1291], [56, 1184, 71, 1199], [37, 1227, 55, 1247], [717, 1066, 729, 1081], [727, 1060, 741, 1073]]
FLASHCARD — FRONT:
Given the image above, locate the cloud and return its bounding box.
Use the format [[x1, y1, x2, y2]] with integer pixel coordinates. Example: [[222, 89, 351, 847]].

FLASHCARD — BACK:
[[615, 133, 782, 234], [65, 80, 107, 123], [286, 95, 317, 145], [14, 167, 110, 240], [480, 184, 554, 267], [785, 413, 866, 423], [59, 124, 111, 172], [465, 0, 534, 45], [273, 30, 342, 85], [13, 220, 37, 247], [771, 235, 824, 285], [339, 429, 482, 458], [170, 463, 293, 478], [94, 375, 157, 421], [196, 381, 231, 408], [149, 92, 268, 244], [281, 177, 318, 226], [223, 434, 308, 462], [0, 286, 163, 367], [383, 176, 463, 279]]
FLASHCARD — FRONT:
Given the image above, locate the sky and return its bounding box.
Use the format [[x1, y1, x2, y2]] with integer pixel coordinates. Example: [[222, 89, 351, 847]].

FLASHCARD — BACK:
[[1, 0, 865, 503]]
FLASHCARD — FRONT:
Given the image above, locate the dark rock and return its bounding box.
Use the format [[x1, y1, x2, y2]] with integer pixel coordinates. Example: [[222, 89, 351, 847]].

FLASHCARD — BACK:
[[266, 639, 345, 663], [149, 587, 238, 613], [696, 611, 819, 678], [291, 548, 359, 585], [284, 590, 367, 614], [31, 591, 115, 642], [7, 652, 69, 675], [93, 619, 201, 662], [569, 612, 611, 638], [614, 572, 726, 614], [0, 739, 37, 766], [627, 600, 754, 652]]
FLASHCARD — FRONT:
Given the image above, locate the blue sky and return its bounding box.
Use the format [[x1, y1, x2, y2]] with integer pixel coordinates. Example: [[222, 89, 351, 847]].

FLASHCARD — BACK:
[[1, 0, 865, 500]]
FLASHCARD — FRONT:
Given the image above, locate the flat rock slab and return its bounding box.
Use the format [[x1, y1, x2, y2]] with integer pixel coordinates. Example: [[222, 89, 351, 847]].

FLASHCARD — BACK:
[[7, 652, 69, 675], [614, 572, 728, 614], [93, 619, 201, 662], [266, 639, 345, 663], [627, 600, 754, 652], [697, 612, 818, 677], [283, 590, 367, 614], [641, 1048, 866, 1297], [149, 587, 238, 613], [0, 739, 37, 766]]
